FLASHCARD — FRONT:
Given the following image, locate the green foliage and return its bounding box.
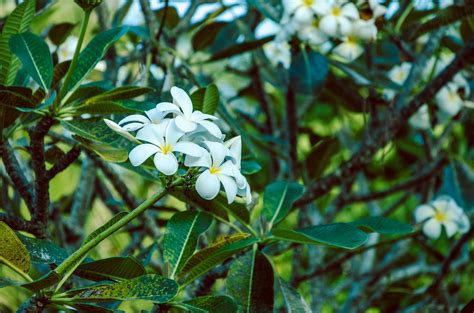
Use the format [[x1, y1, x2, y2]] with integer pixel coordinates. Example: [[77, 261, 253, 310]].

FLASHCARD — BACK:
[[0, 0, 35, 85], [0, 86, 34, 132], [178, 295, 238, 313], [75, 256, 146, 282], [263, 181, 305, 228], [227, 248, 274, 313], [48, 23, 77, 46], [290, 50, 328, 94], [9, 32, 53, 90], [208, 36, 274, 62], [278, 278, 311, 313], [305, 137, 341, 179], [351, 217, 414, 235], [0, 222, 30, 275], [163, 211, 213, 278], [272, 223, 369, 249]]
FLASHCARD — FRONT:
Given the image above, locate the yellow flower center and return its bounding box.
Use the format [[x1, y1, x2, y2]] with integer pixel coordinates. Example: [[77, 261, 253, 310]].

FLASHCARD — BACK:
[[332, 6, 341, 16], [303, 0, 314, 7], [209, 166, 221, 175], [161, 144, 172, 155], [395, 71, 405, 82], [448, 91, 459, 102], [434, 211, 447, 222]]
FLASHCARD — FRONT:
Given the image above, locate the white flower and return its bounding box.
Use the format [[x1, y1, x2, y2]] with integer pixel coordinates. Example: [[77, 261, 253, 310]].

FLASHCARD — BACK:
[[264, 40, 292, 69], [156, 86, 222, 138], [388, 62, 411, 84], [104, 119, 140, 143], [333, 36, 364, 62], [225, 136, 252, 205], [189, 141, 239, 204], [57, 36, 78, 63], [368, 0, 386, 19], [129, 122, 202, 175], [118, 108, 169, 132], [353, 19, 378, 40], [409, 105, 431, 130], [415, 196, 470, 239], [283, 0, 329, 24], [435, 83, 464, 117], [297, 21, 328, 46], [319, 2, 359, 38]]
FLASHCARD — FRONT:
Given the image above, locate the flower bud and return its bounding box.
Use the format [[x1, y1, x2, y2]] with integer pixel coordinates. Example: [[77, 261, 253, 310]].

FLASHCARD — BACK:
[[74, 0, 102, 11]]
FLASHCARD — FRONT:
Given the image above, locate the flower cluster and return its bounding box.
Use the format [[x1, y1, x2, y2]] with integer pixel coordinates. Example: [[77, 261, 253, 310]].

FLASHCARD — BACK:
[[105, 86, 251, 205], [385, 57, 472, 130], [265, 0, 386, 66], [415, 196, 470, 239]]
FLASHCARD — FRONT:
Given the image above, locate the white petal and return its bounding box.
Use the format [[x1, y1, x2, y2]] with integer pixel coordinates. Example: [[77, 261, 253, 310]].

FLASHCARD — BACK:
[[338, 18, 352, 36], [319, 16, 338, 37], [219, 160, 236, 176], [155, 102, 181, 114], [174, 115, 198, 133], [119, 114, 150, 126], [443, 221, 458, 238], [129, 144, 159, 166], [121, 122, 145, 132], [225, 136, 242, 165], [195, 170, 221, 200], [174, 141, 203, 157], [171, 86, 193, 117], [154, 152, 178, 175], [423, 219, 442, 239], [457, 215, 470, 233], [104, 119, 139, 142], [191, 111, 218, 121], [205, 141, 229, 167], [415, 205, 435, 222], [294, 7, 313, 24], [184, 149, 212, 168], [218, 174, 238, 204], [333, 41, 363, 62], [145, 108, 166, 123], [341, 3, 359, 19], [197, 120, 222, 138], [136, 125, 164, 146], [165, 120, 185, 146]]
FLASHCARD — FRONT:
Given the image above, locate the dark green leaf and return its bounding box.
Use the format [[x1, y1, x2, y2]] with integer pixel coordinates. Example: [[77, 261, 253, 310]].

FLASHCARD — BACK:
[[351, 217, 413, 235], [272, 223, 368, 249], [179, 295, 238, 313], [0, 0, 35, 85], [305, 137, 341, 180], [48, 23, 77, 46], [227, 248, 274, 313], [192, 22, 228, 51], [0, 222, 30, 274], [22, 271, 61, 292], [240, 160, 261, 175], [9, 32, 53, 90], [208, 36, 274, 62], [163, 211, 213, 279], [290, 50, 328, 94], [66, 274, 178, 303], [85, 86, 155, 103], [190, 87, 206, 111], [439, 161, 474, 212], [0, 85, 34, 131], [18, 234, 68, 265], [65, 27, 128, 94], [75, 101, 141, 115], [278, 278, 311, 313], [76, 256, 146, 282], [263, 181, 304, 228], [202, 84, 219, 115]]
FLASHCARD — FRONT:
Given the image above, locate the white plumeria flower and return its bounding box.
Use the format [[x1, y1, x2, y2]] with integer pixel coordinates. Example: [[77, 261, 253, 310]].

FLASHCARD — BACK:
[[384, 62, 412, 100], [225, 136, 252, 205], [435, 83, 464, 117], [129, 122, 202, 176], [333, 36, 364, 62], [104, 119, 141, 143], [187, 141, 239, 204], [319, 1, 359, 38], [415, 196, 470, 239], [57, 36, 78, 63], [298, 21, 328, 46], [282, 0, 329, 24], [368, 0, 387, 19], [264, 40, 292, 69], [353, 19, 378, 40], [409, 105, 431, 130], [156, 86, 222, 138], [118, 108, 169, 132]]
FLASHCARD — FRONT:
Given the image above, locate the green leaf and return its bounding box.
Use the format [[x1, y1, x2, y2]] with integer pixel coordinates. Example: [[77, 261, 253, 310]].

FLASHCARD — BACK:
[[84, 86, 155, 103], [181, 236, 258, 285], [0, 85, 34, 131], [0, 277, 22, 289], [68, 303, 122, 313], [440, 161, 474, 212], [278, 278, 311, 313], [178, 295, 238, 313], [18, 234, 68, 265], [65, 274, 178, 303], [73, 135, 129, 163], [190, 87, 206, 111], [263, 181, 304, 228], [65, 27, 128, 94], [76, 256, 146, 282], [0, 222, 30, 274], [305, 137, 341, 180], [163, 211, 213, 279], [202, 84, 219, 115], [192, 21, 228, 51], [22, 271, 61, 292], [208, 36, 274, 62], [75, 101, 141, 115], [290, 50, 328, 94], [9, 32, 53, 90], [0, 0, 35, 85], [272, 223, 368, 249], [48, 23, 77, 46], [227, 248, 274, 313], [351, 217, 413, 235], [240, 160, 261, 175]]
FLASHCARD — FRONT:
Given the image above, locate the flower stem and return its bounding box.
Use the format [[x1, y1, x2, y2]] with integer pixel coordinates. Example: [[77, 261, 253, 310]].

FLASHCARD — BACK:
[[56, 9, 91, 109]]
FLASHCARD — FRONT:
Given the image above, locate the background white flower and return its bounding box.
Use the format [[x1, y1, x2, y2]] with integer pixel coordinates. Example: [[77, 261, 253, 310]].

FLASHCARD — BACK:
[[409, 105, 431, 130], [319, 2, 359, 38], [118, 108, 169, 132]]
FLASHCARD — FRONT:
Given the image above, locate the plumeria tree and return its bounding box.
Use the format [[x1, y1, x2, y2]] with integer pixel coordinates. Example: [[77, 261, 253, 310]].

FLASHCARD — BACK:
[[0, 0, 473, 312]]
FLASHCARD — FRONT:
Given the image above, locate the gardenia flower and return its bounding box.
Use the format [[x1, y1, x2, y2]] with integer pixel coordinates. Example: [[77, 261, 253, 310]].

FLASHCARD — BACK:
[[156, 87, 222, 138], [188, 141, 239, 204], [409, 105, 431, 130], [129, 122, 202, 175], [415, 196, 470, 239], [319, 1, 359, 38], [282, 0, 329, 24]]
